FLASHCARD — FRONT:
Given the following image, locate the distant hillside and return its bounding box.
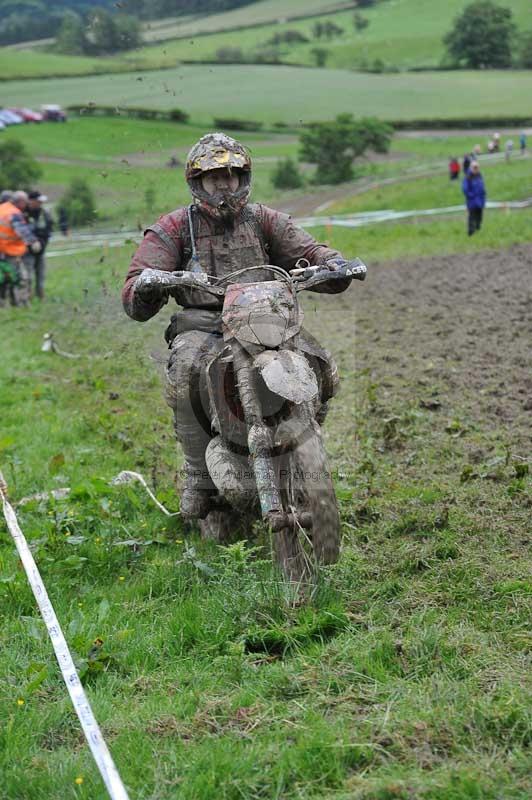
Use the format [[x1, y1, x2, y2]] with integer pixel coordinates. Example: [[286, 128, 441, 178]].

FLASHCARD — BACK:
[[0, 1, 260, 45], [136, 0, 532, 70], [0, 1, 114, 45], [1, 0, 531, 74]]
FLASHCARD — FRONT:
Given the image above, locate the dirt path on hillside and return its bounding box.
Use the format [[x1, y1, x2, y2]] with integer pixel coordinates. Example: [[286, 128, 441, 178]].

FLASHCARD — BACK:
[[275, 170, 431, 216], [313, 244, 532, 457]]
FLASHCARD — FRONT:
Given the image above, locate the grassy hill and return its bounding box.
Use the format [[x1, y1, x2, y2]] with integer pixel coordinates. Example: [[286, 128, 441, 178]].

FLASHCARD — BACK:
[[1, 0, 531, 79], [1, 66, 531, 128], [141, 0, 356, 41], [137, 0, 532, 70]]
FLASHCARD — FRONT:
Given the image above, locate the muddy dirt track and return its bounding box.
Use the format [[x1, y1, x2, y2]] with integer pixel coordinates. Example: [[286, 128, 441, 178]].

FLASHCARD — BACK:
[[309, 244, 532, 459]]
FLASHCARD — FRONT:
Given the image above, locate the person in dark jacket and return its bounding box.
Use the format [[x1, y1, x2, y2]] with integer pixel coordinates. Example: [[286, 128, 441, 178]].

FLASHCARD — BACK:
[[26, 191, 53, 299], [462, 161, 486, 236], [58, 206, 69, 237]]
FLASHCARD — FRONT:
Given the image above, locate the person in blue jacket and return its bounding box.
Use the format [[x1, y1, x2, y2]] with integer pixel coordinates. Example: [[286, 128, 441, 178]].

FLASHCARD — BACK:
[[462, 161, 486, 236]]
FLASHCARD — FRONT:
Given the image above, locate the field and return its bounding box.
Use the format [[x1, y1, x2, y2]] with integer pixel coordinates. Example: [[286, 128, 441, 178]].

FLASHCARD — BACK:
[[3, 116, 531, 232], [1, 67, 532, 127], [326, 155, 532, 214], [1, 231, 531, 798], [1, 60, 532, 795], [1, 117, 298, 226], [1, 0, 531, 79], [140, 0, 355, 41], [135, 0, 532, 70]]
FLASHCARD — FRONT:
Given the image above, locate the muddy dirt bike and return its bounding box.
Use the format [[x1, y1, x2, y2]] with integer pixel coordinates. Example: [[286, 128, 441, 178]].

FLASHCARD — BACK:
[[136, 259, 366, 582]]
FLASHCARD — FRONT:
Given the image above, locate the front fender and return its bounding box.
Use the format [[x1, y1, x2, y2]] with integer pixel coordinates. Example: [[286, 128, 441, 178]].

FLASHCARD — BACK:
[[254, 350, 318, 404]]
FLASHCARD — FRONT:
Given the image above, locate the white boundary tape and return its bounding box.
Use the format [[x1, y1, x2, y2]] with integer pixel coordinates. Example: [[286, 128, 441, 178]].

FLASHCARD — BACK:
[[0, 472, 131, 800]]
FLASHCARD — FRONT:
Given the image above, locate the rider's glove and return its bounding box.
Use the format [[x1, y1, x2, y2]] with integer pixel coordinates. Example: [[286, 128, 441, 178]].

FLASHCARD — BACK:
[[133, 269, 168, 302], [30, 241, 42, 254]]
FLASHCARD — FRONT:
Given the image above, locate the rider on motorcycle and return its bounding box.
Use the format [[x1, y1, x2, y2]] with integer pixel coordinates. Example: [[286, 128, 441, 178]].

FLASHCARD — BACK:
[[122, 132, 355, 519]]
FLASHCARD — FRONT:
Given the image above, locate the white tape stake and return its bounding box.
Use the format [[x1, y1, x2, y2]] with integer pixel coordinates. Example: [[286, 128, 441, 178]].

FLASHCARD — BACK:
[[0, 472, 131, 800]]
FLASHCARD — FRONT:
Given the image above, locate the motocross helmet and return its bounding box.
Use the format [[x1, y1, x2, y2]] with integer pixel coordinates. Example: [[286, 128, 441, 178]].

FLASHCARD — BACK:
[[185, 133, 252, 219]]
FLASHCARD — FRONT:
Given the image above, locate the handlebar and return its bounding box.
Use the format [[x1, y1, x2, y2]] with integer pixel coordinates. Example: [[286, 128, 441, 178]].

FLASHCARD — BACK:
[[135, 268, 225, 298], [134, 259, 367, 300]]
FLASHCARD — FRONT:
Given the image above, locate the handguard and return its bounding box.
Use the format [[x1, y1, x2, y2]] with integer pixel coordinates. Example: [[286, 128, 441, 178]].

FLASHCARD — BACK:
[[292, 258, 367, 291]]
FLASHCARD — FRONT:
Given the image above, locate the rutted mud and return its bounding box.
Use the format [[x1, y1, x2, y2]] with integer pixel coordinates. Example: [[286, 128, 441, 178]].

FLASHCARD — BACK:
[[307, 244, 532, 456]]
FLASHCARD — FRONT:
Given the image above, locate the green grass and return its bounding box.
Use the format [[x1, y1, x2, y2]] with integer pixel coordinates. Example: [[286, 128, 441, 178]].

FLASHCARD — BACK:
[[5, 115, 531, 230], [309, 207, 532, 263], [1, 236, 531, 798], [0, 49, 132, 80], [2, 0, 531, 78], [140, 0, 352, 41], [326, 155, 532, 214], [0, 117, 299, 225], [6, 117, 297, 162], [134, 0, 532, 70], [2, 66, 532, 126]]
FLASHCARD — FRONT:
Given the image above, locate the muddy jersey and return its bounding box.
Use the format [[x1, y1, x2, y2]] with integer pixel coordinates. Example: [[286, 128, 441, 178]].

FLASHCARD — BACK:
[[122, 203, 346, 321]]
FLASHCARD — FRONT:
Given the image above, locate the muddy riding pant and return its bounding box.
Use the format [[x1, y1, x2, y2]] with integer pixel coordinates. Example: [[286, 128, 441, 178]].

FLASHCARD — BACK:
[[164, 322, 339, 488]]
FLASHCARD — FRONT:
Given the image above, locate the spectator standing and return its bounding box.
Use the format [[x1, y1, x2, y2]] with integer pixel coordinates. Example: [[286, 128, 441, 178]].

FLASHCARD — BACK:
[[462, 161, 486, 237], [519, 131, 527, 155], [493, 132, 500, 152], [0, 190, 41, 306], [463, 153, 472, 174], [449, 157, 460, 180], [26, 190, 53, 299], [58, 206, 69, 237], [505, 139, 514, 162]]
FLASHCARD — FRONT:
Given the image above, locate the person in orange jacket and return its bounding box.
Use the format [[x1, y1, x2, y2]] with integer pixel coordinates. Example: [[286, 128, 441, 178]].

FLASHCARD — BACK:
[[0, 190, 41, 307]]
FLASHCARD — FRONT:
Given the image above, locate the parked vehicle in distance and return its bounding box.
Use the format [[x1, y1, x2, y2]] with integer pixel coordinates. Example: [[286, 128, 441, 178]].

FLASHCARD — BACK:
[[41, 104, 67, 122], [0, 109, 24, 125], [9, 107, 43, 123]]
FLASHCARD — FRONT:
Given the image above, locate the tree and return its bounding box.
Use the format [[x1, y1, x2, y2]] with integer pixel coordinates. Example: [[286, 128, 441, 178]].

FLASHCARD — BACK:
[[353, 13, 370, 31], [311, 47, 329, 67], [518, 31, 532, 68], [271, 158, 304, 190], [267, 30, 309, 46], [56, 12, 86, 56], [0, 140, 41, 190], [59, 179, 96, 227], [86, 8, 118, 54], [114, 14, 141, 51], [57, 7, 141, 55], [313, 20, 344, 40], [443, 1, 515, 68], [299, 114, 393, 185], [216, 46, 245, 62]]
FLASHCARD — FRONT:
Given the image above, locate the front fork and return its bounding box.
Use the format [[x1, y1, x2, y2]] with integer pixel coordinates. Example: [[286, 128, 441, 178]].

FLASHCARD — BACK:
[[231, 341, 312, 532]]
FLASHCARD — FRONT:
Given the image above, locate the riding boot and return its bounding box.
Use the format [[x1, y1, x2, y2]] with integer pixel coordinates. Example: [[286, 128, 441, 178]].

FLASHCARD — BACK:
[[174, 421, 217, 520]]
